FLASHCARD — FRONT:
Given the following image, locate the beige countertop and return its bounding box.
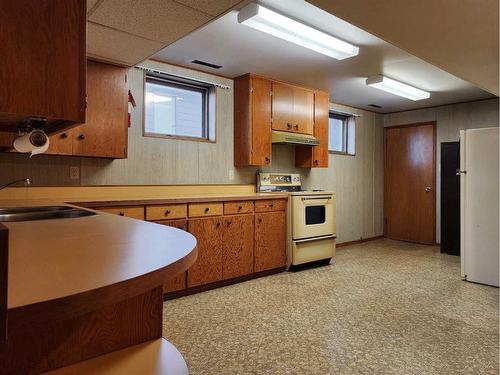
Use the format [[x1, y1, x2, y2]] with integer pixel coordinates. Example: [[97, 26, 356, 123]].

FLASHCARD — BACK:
[[1, 201, 197, 310]]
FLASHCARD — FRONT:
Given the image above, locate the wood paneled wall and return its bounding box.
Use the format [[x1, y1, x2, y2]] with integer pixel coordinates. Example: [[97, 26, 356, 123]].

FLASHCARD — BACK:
[[384, 98, 499, 243]]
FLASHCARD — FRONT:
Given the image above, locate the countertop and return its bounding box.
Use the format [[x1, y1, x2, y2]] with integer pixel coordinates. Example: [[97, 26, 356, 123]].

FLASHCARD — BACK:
[[71, 193, 289, 208], [1, 201, 197, 310]]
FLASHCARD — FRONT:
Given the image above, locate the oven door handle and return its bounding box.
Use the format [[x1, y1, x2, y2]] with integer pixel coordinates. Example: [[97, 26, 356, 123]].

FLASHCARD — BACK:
[[301, 196, 332, 201], [294, 234, 336, 243]]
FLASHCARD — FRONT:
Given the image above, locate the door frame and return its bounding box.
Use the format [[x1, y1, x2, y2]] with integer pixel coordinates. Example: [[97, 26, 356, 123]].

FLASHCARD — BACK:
[[383, 121, 437, 244]]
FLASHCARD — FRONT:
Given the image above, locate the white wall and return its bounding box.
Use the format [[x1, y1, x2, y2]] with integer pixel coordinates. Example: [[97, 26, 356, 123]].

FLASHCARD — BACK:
[[383, 98, 499, 242]]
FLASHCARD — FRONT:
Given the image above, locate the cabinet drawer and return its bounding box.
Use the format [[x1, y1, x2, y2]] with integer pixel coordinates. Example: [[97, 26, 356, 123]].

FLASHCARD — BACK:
[[188, 202, 223, 217], [146, 204, 187, 221], [98, 206, 144, 220], [255, 199, 287, 212], [223, 201, 254, 215]]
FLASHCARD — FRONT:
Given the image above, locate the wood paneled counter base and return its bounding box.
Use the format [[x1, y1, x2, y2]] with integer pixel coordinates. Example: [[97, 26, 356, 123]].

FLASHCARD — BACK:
[[0, 205, 197, 374]]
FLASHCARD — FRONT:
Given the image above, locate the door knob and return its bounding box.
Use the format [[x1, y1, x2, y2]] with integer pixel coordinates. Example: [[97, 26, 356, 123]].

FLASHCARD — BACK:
[[425, 186, 432, 192]]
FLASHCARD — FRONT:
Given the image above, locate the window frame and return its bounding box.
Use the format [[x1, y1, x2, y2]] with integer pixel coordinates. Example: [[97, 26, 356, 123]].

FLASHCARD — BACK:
[[142, 71, 215, 143], [328, 112, 356, 156]]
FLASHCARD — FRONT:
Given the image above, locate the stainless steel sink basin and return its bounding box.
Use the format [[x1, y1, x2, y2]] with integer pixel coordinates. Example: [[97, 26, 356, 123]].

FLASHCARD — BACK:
[[0, 206, 96, 222]]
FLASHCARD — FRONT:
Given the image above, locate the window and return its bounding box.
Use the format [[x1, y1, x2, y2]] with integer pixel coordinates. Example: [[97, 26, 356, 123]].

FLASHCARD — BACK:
[[144, 72, 215, 141], [328, 112, 355, 155]]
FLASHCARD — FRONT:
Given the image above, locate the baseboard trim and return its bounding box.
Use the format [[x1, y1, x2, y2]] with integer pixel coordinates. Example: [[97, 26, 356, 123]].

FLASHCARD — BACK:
[[336, 235, 384, 248], [163, 267, 286, 301]]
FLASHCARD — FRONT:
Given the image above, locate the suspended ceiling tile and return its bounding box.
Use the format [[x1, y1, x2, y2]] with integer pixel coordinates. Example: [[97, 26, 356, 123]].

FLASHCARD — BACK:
[[89, 0, 211, 43], [87, 22, 163, 66], [174, 0, 244, 16]]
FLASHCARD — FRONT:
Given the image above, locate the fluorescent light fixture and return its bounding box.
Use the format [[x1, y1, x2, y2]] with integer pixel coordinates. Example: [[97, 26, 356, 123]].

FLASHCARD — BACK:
[[238, 3, 359, 60], [366, 75, 430, 101]]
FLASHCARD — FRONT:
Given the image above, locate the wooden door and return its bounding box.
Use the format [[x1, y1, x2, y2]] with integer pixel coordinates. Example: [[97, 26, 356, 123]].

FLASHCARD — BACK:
[[156, 219, 188, 293], [271, 82, 294, 132], [292, 88, 314, 134], [72, 61, 128, 158], [295, 91, 329, 168], [251, 77, 272, 166], [222, 214, 254, 279], [255, 211, 286, 272], [384, 123, 436, 244], [187, 217, 223, 287]]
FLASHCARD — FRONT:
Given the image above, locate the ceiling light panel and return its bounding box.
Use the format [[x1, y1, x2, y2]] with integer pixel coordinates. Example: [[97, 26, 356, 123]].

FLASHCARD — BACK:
[[238, 3, 359, 60], [366, 75, 430, 101]]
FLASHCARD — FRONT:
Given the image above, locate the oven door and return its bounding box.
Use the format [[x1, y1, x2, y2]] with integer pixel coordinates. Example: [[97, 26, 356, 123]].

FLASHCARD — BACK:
[[292, 195, 335, 239]]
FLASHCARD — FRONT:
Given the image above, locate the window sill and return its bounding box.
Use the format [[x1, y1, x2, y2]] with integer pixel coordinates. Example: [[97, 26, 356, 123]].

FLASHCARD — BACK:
[[143, 132, 216, 144], [329, 151, 356, 156]]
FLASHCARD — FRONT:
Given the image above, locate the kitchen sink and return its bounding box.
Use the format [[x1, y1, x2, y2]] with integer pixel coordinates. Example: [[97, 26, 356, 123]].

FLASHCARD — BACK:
[[0, 206, 96, 222]]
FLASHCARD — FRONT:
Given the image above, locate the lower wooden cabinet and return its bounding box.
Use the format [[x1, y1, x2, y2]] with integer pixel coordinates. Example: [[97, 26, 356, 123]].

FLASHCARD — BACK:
[[222, 214, 254, 279], [255, 211, 287, 272], [155, 219, 188, 293], [187, 216, 224, 287]]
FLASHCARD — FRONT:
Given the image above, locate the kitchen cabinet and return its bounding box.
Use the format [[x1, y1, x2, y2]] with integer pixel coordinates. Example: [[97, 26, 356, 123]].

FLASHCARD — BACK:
[[295, 91, 330, 168], [156, 219, 188, 293], [234, 73, 327, 168], [71, 61, 128, 158], [234, 74, 272, 167], [271, 82, 313, 135], [0, 0, 86, 133], [187, 216, 224, 287], [255, 211, 287, 272], [222, 214, 254, 279], [98, 206, 145, 220]]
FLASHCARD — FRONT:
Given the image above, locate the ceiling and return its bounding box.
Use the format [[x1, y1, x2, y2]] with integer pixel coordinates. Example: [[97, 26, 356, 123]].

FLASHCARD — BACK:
[[152, 0, 495, 113], [86, 0, 247, 66], [307, 0, 499, 96]]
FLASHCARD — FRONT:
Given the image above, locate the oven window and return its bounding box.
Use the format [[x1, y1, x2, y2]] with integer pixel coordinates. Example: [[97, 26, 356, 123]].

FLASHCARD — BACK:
[[305, 206, 326, 225]]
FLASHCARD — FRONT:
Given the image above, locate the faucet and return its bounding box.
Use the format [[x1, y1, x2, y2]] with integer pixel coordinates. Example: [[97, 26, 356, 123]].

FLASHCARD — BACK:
[[0, 178, 31, 191]]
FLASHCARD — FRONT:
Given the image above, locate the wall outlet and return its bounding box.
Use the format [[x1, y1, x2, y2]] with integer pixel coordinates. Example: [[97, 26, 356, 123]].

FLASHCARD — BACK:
[[69, 166, 80, 180], [228, 169, 235, 181]]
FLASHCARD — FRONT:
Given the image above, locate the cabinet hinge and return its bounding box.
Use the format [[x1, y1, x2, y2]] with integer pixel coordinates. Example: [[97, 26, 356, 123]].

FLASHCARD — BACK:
[[270, 90, 273, 96], [250, 87, 254, 93]]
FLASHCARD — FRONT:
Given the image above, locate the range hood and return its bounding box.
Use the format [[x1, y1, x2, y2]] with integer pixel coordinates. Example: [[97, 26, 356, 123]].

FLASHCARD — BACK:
[[271, 130, 320, 146]]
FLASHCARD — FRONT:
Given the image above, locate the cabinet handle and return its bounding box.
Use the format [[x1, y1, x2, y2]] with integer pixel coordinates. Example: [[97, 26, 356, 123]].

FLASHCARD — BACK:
[[294, 124, 299, 130], [257, 218, 262, 223], [314, 160, 318, 166], [265, 157, 270, 164], [287, 123, 292, 129], [165, 210, 171, 216], [204, 207, 210, 213], [60, 132, 68, 139], [269, 203, 274, 208], [216, 222, 221, 228], [238, 206, 242, 211], [118, 212, 124, 216], [78, 134, 85, 140], [227, 220, 232, 226]]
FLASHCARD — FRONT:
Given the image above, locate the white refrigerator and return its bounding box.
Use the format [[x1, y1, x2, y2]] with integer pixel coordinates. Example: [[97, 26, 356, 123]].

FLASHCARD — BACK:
[[460, 127, 499, 287]]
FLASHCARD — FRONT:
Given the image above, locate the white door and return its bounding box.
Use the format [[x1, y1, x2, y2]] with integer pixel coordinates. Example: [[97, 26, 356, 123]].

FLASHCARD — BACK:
[[460, 127, 499, 287]]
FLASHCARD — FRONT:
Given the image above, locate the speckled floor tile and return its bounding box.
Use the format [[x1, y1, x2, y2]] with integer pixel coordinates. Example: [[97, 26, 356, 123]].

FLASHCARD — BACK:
[[163, 239, 499, 375]]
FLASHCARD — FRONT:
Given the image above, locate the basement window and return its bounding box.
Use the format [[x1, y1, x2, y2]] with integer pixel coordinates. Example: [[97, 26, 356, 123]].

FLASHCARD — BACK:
[[328, 112, 355, 155], [144, 72, 215, 142]]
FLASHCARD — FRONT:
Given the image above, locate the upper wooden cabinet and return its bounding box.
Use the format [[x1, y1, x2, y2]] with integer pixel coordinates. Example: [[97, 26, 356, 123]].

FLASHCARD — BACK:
[[272, 83, 314, 135], [234, 74, 272, 167], [71, 61, 128, 158], [0, 0, 86, 133], [295, 91, 330, 168], [234, 73, 329, 168], [0, 61, 128, 158]]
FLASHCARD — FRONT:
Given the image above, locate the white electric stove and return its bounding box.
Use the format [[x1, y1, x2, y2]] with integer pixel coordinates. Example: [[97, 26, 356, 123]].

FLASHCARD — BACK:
[[257, 173, 336, 270]]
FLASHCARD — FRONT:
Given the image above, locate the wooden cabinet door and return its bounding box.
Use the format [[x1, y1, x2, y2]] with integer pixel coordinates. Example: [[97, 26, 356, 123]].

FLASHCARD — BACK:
[[47, 129, 74, 155], [187, 217, 223, 287], [222, 214, 254, 279], [251, 77, 272, 166], [0, 0, 86, 127], [271, 82, 294, 132], [72, 61, 128, 158], [255, 211, 286, 272], [295, 91, 329, 168], [156, 219, 188, 293], [293, 88, 314, 135]]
